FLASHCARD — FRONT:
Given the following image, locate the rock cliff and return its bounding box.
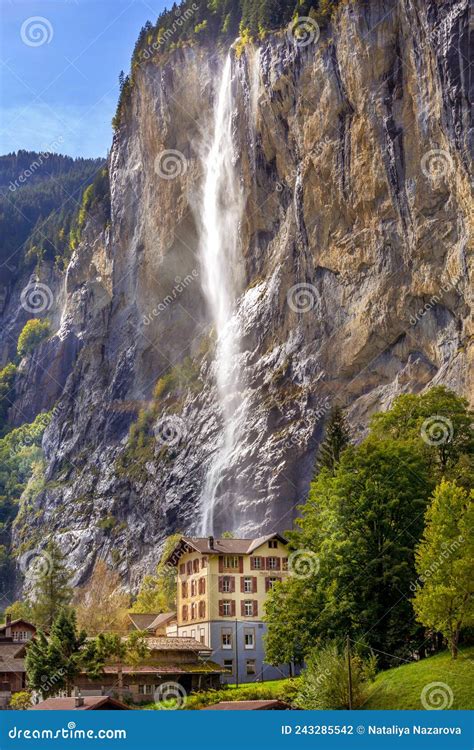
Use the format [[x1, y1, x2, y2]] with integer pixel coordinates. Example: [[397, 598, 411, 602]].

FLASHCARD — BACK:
[[6, 0, 472, 590]]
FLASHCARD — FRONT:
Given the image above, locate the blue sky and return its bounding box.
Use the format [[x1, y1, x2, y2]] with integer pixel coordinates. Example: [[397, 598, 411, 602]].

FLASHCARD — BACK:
[[0, 0, 168, 158]]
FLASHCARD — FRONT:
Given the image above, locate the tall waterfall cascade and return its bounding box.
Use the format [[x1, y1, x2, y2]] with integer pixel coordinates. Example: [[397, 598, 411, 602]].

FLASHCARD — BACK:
[[197, 56, 247, 535]]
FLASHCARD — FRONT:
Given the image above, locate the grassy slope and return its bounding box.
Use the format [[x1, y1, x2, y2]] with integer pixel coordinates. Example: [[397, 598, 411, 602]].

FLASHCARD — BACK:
[[363, 647, 474, 710]]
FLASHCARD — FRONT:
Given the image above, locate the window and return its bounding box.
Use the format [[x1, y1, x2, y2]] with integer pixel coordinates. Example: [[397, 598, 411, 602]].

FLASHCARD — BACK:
[[200, 631, 206, 644], [244, 628, 255, 649], [186, 560, 193, 575], [222, 601, 231, 616], [182, 605, 188, 622], [246, 659, 256, 675], [222, 576, 232, 593], [282, 557, 288, 571], [198, 577, 206, 595], [191, 629, 196, 638], [181, 581, 188, 598], [244, 601, 254, 617], [224, 555, 239, 569], [138, 684, 154, 695], [250, 556, 262, 570], [201, 556, 208, 569], [266, 577, 280, 591], [268, 539, 278, 548], [243, 577, 253, 593], [223, 659, 234, 672], [267, 557, 278, 569], [198, 600, 206, 618], [221, 629, 232, 649], [182, 630, 187, 637], [191, 602, 197, 620], [179, 563, 185, 575], [193, 559, 200, 573], [191, 579, 196, 597]]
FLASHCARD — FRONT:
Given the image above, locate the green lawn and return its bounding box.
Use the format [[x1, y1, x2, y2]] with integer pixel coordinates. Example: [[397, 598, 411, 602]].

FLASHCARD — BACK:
[[363, 647, 474, 710]]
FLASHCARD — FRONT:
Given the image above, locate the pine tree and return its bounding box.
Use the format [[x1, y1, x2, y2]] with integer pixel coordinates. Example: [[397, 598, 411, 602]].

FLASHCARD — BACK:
[[316, 405, 350, 475], [25, 631, 55, 699], [31, 540, 72, 629], [48, 609, 87, 695], [412, 480, 474, 658]]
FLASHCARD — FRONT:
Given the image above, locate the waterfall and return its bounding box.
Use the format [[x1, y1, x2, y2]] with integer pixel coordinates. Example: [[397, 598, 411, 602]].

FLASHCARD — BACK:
[[198, 56, 245, 535]]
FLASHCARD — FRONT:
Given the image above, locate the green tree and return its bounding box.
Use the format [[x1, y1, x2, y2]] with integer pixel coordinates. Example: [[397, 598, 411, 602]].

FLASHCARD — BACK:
[[316, 405, 351, 475], [9, 691, 32, 710], [266, 439, 434, 665], [30, 540, 73, 629], [370, 386, 473, 474], [86, 631, 149, 699], [26, 610, 86, 697], [412, 480, 474, 658], [0, 363, 16, 435], [295, 641, 376, 709], [131, 533, 180, 613], [17, 319, 51, 358]]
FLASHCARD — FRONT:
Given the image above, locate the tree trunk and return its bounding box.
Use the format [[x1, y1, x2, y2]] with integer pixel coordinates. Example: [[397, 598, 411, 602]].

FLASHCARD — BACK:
[[451, 630, 459, 659]]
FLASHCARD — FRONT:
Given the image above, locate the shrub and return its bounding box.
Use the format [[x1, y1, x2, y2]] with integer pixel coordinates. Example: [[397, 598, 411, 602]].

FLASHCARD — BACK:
[[0, 363, 17, 434], [9, 691, 32, 710], [17, 319, 51, 357], [295, 641, 377, 710]]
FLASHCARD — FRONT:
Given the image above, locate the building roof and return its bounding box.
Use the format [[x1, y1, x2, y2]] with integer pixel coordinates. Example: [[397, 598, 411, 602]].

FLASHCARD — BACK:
[[147, 612, 176, 630], [0, 642, 28, 661], [29, 696, 131, 710], [127, 613, 159, 630], [202, 700, 292, 710], [143, 636, 212, 653], [98, 660, 224, 675], [0, 658, 25, 674], [165, 534, 287, 565]]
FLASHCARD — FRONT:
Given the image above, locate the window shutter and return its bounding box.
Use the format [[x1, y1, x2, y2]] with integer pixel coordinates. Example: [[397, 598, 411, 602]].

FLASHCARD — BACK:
[[264, 557, 269, 570], [265, 578, 270, 592], [202, 578, 206, 595], [240, 577, 245, 593], [275, 558, 281, 570], [252, 577, 257, 593], [230, 576, 235, 593], [218, 577, 223, 593], [179, 564, 185, 575], [219, 601, 224, 616], [241, 601, 245, 617], [253, 601, 258, 617], [231, 600, 236, 616], [187, 561, 192, 575], [250, 557, 255, 570], [238, 557, 244, 573], [218, 557, 224, 573]]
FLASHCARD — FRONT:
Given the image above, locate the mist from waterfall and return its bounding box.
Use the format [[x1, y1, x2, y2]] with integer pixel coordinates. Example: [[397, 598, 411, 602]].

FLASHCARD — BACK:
[[197, 56, 245, 535]]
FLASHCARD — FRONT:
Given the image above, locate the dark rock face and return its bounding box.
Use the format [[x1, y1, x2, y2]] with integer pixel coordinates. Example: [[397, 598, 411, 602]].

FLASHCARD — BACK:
[[4, 0, 472, 591]]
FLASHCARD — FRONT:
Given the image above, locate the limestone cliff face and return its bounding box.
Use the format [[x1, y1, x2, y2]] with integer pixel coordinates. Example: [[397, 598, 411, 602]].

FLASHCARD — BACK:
[[11, 0, 472, 590]]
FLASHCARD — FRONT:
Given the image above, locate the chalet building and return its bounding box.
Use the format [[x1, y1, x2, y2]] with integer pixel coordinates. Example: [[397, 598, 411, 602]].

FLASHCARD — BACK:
[[75, 636, 224, 703], [165, 534, 293, 684], [0, 616, 37, 708]]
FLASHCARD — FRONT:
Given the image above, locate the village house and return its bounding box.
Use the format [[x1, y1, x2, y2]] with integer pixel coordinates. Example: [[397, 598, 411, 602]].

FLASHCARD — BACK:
[[75, 636, 224, 703], [127, 611, 177, 636], [0, 615, 37, 708], [164, 534, 293, 684]]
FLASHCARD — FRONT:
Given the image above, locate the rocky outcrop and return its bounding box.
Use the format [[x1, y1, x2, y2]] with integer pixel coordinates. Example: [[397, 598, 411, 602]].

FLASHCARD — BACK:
[[9, 0, 472, 590]]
